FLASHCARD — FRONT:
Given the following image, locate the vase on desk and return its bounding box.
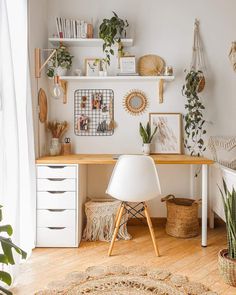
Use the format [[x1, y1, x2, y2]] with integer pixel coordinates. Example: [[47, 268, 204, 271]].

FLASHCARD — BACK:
[[49, 138, 61, 156], [142, 143, 151, 155]]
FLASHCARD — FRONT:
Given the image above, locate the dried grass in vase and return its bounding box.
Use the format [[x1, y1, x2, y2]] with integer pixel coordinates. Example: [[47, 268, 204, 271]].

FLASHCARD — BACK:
[[47, 121, 69, 139]]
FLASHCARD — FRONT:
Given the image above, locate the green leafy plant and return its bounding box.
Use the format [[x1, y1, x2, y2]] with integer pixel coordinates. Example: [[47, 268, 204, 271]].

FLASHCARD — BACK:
[[0, 205, 27, 295], [182, 70, 206, 156], [47, 45, 73, 77], [219, 180, 236, 259], [139, 122, 157, 144], [99, 11, 129, 66]]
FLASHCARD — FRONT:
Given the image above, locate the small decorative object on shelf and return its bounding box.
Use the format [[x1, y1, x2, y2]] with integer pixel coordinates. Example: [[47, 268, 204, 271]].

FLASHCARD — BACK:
[[119, 56, 137, 75], [123, 89, 148, 116], [47, 120, 69, 155], [218, 179, 236, 286], [229, 41, 236, 72], [164, 66, 173, 76], [85, 58, 100, 76], [61, 137, 72, 155], [47, 45, 73, 78], [139, 122, 157, 155], [99, 11, 129, 67], [74, 89, 114, 136], [149, 113, 182, 154]]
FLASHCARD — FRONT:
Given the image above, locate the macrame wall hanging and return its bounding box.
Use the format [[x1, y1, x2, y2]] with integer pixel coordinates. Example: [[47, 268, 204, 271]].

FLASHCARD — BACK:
[[190, 19, 206, 92], [229, 41, 236, 72]]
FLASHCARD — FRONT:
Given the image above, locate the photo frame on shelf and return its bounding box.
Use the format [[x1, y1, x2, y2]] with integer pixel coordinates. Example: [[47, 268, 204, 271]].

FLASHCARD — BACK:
[[149, 113, 182, 154], [85, 58, 100, 76], [120, 56, 136, 74]]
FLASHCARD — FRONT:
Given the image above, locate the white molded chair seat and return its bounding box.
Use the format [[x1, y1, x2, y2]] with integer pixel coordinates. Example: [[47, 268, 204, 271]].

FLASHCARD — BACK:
[[106, 155, 162, 256]]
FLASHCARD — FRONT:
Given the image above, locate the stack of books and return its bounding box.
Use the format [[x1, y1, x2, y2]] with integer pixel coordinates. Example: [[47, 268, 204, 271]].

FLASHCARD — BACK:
[[55, 17, 90, 39]]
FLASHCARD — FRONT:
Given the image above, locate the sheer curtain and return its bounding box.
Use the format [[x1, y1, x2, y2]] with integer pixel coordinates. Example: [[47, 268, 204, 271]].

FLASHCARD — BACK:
[[0, 0, 36, 274]]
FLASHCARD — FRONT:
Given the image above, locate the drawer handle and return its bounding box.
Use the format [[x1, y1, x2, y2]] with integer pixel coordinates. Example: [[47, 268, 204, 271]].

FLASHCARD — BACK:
[[47, 191, 66, 194], [47, 209, 66, 212], [47, 227, 65, 230], [47, 178, 66, 181], [48, 166, 66, 169]]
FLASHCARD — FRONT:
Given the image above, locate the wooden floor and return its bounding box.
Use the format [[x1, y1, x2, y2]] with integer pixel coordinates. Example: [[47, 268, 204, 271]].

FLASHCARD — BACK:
[[12, 223, 236, 295]]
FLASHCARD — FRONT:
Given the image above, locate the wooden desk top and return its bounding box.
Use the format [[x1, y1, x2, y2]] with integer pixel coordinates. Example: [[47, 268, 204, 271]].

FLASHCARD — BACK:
[[36, 154, 214, 165]]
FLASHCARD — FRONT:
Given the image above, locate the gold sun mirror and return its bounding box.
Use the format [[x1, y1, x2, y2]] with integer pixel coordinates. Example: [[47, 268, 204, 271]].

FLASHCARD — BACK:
[[123, 89, 148, 116]]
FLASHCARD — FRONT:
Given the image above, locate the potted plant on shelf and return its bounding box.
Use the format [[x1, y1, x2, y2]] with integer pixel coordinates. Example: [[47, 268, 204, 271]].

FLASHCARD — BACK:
[[182, 69, 206, 156], [0, 205, 27, 295], [139, 122, 157, 155], [47, 45, 73, 77], [99, 11, 129, 69], [218, 180, 236, 287]]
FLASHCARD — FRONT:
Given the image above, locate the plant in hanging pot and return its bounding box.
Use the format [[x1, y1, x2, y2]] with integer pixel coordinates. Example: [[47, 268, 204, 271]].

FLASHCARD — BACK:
[[99, 11, 129, 68], [218, 180, 236, 287], [139, 122, 157, 155], [47, 45, 73, 77], [182, 70, 207, 156]]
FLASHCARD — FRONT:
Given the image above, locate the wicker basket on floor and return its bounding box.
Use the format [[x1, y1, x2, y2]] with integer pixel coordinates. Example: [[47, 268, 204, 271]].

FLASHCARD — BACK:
[[161, 195, 201, 238], [218, 249, 236, 286]]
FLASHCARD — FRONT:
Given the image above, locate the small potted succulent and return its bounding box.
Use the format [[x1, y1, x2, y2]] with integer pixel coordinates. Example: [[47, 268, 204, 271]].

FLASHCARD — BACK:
[[47, 45, 73, 77], [99, 11, 129, 68], [218, 179, 236, 286], [139, 122, 157, 155]]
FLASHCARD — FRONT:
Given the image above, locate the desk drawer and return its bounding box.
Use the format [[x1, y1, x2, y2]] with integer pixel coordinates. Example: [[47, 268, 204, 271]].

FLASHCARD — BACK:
[[37, 178, 76, 191], [37, 191, 76, 209], [37, 209, 76, 228], [37, 165, 76, 179], [36, 227, 76, 247]]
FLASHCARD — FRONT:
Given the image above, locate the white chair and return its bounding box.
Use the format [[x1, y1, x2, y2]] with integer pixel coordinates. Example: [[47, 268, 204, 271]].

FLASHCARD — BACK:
[[106, 155, 161, 256]]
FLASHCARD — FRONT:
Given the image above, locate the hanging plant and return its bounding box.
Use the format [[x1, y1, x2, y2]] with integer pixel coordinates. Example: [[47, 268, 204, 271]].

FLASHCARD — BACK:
[[99, 11, 129, 66], [182, 70, 206, 156]]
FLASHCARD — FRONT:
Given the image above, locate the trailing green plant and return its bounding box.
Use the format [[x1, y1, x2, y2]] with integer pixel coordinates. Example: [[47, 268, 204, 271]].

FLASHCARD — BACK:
[[99, 11, 129, 66], [0, 205, 27, 295], [182, 70, 206, 156], [47, 45, 73, 77], [219, 180, 236, 259], [139, 122, 157, 144]]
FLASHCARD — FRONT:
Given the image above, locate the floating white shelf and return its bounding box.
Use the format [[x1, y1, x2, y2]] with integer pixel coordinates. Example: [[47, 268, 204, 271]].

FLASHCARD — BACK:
[[60, 75, 174, 81], [49, 38, 134, 47]]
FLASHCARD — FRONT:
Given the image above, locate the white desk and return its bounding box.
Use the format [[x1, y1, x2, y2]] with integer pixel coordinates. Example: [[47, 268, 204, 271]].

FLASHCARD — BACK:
[[36, 154, 214, 247]]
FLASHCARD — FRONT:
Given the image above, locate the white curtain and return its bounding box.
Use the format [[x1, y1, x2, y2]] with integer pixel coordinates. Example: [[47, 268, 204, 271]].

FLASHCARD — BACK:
[[0, 0, 36, 279]]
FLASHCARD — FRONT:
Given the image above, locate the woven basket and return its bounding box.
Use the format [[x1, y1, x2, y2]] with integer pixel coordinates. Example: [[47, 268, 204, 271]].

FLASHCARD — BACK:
[[218, 249, 236, 286], [161, 195, 201, 238]]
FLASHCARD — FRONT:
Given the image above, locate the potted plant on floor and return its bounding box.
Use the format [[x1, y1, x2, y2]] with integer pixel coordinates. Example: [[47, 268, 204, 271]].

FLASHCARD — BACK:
[[99, 11, 129, 71], [47, 45, 73, 77], [139, 122, 157, 155], [0, 205, 27, 294], [182, 69, 207, 156], [218, 179, 236, 286]]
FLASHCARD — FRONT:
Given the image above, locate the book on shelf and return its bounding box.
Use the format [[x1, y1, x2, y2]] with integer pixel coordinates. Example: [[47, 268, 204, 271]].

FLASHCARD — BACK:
[[55, 17, 91, 39]]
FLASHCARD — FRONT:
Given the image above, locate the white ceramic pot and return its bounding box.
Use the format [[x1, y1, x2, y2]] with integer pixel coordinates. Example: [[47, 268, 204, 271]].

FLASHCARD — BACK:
[[56, 67, 67, 76], [142, 143, 151, 155]]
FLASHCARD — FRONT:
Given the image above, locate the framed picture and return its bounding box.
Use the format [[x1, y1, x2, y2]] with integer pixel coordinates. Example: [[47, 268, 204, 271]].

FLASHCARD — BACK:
[[120, 56, 136, 73], [85, 58, 100, 76], [149, 113, 182, 154]]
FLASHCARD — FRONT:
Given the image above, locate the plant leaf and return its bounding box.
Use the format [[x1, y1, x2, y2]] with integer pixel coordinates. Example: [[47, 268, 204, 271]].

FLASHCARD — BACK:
[[0, 271, 12, 286]]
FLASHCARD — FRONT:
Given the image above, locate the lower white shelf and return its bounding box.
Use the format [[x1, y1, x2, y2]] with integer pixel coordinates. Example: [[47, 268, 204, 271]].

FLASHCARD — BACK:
[[60, 75, 175, 81]]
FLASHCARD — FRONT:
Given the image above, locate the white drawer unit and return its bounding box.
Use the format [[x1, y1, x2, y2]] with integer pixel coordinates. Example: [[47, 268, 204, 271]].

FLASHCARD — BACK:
[[36, 164, 87, 248], [37, 178, 76, 192], [37, 191, 76, 209]]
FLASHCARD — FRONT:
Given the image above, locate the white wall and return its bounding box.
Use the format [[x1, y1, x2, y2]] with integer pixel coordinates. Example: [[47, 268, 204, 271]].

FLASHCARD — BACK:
[[37, 0, 236, 216]]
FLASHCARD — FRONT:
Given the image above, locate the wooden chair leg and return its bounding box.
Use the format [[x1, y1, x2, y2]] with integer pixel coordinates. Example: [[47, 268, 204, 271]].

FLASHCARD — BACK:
[[114, 202, 122, 225], [108, 202, 125, 256], [144, 202, 160, 257]]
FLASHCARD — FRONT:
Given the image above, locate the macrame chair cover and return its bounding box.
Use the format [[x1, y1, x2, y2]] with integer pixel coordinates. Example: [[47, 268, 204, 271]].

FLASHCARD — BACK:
[[190, 19, 206, 92], [229, 42, 236, 72]]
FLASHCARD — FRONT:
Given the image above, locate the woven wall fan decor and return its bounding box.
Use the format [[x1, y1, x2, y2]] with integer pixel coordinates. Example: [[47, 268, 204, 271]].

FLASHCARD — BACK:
[[138, 55, 165, 76], [123, 89, 148, 116]]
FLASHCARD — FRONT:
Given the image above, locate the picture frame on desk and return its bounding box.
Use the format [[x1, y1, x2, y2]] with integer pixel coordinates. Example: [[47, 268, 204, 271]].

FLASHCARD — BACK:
[[85, 58, 100, 76], [149, 113, 182, 154]]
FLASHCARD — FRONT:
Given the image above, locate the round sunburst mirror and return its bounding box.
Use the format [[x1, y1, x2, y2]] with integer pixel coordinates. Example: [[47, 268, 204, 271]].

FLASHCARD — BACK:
[[123, 89, 148, 116]]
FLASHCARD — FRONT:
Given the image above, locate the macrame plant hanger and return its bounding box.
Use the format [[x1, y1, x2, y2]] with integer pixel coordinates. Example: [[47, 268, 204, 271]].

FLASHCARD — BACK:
[[229, 41, 236, 72]]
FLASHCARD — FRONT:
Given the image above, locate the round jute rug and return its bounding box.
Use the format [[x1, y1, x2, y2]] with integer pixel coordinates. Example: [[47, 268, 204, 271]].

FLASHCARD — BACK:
[[35, 265, 218, 295]]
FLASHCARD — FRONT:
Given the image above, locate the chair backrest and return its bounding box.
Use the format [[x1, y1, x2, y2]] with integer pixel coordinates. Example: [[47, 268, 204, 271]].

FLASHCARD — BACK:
[[106, 155, 161, 202]]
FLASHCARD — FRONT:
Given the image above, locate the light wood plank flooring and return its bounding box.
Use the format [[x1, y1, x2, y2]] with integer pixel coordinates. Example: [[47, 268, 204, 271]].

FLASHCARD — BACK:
[[12, 223, 236, 294]]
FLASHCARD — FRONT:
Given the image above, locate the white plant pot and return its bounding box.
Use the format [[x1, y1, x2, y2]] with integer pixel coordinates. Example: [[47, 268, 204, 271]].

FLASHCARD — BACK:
[[56, 67, 68, 76], [142, 143, 151, 155]]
